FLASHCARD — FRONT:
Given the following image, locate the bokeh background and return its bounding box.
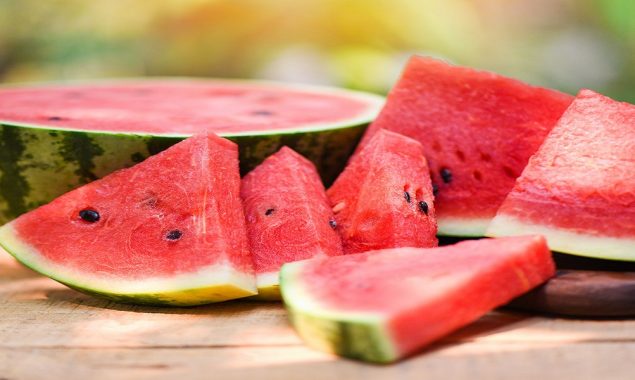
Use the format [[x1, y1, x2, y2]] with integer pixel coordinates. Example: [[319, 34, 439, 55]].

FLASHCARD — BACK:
[[1, 0, 633, 101]]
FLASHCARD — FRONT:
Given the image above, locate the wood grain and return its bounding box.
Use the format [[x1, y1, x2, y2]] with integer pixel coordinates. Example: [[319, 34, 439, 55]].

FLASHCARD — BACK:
[[1, 251, 635, 380], [510, 269, 635, 317]]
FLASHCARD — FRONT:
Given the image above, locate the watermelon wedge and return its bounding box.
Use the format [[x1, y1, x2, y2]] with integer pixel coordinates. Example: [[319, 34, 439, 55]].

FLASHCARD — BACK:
[[0, 134, 256, 306], [487, 90, 635, 261], [357, 56, 573, 237], [241, 147, 343, 300], [281, 236, 555, 363], [0, 79, 384, 223], [327, 129, 438, 254]]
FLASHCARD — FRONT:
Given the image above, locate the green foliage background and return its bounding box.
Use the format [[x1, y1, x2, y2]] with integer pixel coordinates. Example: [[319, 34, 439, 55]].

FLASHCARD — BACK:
[[1, 0, 633, 100]]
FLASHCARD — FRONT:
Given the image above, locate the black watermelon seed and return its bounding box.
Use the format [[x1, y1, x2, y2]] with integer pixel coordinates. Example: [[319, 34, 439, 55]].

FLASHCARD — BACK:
[[418, 201, 429, 215], [165, 230, 183, 241], [265, 208, 275, 216], [252, 110, 274, 116], [440, 168, 453, 183], [329, 219, 337, 229], [404, 191, 411, 203], [432, 184, 439, 196], [79, 209, 100, 223], [47, 116, 64, 121]]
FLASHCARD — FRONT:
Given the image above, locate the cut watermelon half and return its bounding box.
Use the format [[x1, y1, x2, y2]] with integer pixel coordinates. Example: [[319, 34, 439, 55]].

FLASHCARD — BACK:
[[357, 56, 573, 237], [327, 129, 438, 254], [0, 134, 256, 306], [281, 236, 555, 363], [0, 79, 384, 223], [241, 147, 343, 300], [487, 90, 635, 261]]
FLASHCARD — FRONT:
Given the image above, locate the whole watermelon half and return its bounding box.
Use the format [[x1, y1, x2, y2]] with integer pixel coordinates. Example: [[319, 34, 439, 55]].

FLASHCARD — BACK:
[[0, 79, 384, 224]]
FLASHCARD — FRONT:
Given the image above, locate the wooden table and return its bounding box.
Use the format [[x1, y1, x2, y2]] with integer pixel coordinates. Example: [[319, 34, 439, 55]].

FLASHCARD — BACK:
[[1, 253, 633, 380]]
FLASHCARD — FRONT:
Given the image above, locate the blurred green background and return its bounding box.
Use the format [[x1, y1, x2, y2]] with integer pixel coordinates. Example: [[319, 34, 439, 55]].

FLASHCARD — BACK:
[[1, 0, 633, 101]]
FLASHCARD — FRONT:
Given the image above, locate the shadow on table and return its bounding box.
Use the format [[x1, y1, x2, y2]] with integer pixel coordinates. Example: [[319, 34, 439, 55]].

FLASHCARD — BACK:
[[45, 287, 273, 315]]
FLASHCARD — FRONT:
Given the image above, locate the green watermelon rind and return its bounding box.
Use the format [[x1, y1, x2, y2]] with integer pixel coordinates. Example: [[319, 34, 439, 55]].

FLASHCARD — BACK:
[[248, 271, 282, 301], [0, 80, 384, 224], [0, 223, 257, 306], [486, 215, 635, 261], [437, 217, 492, 237], [280, 261, 399, 363]]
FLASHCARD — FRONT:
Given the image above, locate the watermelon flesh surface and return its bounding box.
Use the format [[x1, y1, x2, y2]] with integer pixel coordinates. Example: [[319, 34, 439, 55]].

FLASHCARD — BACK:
[[487, 90, 635, 261], [0, 80, 382, 135], [327, 129, 438, 254], [0, 79, 384, 224], [241, 147, 343, 299], [280, 236, 555, 363], [358, 56, 573, 236], [0, 134, 256, 306]]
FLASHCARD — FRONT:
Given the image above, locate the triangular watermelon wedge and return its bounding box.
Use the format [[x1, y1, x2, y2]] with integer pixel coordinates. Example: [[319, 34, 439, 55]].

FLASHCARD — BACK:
[[0, 134, 256, 306], [487, 90, 635, 261], [357, 56, 573, 237], [280, 236, 555, 363], [327, 129, 438, 254], [241, 147, 344, 300]]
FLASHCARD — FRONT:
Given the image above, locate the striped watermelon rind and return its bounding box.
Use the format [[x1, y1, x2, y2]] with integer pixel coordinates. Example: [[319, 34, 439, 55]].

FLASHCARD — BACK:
[[280, 261, 397, 363], [0, 80, 384, 224]]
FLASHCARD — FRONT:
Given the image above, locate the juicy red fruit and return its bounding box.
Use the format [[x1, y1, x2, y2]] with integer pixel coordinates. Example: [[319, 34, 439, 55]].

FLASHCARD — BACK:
[[357, 56, 573, 234], [0, 81, 375, 135], [241, 147, 343, 284], [328, 129, 438, 253], [11, 134, 254, 278]]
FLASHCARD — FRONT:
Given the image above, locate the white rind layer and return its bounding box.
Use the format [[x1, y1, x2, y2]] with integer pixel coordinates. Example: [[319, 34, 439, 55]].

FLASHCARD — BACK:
[[256, 271, 279, 289], [280, 261, 397, 361], [486, 214, 635, 261], [437, 217, 491, 237], [0, 223, 256, 299]]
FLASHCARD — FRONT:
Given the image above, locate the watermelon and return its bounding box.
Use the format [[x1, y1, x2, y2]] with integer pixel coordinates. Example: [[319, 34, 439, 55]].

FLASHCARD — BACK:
[[357, 56, 573, 237], [241, 147, 343, 300], [487, 90, 635, 261], [327, 129, 438, 254], [280, 235, 555, 363], [0, 79, 384, 224], [0, 134, 256, 306]]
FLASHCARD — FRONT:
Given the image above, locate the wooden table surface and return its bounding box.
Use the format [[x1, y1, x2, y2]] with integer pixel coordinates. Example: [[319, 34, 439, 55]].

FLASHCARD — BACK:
[[1, 253, 634, 380]]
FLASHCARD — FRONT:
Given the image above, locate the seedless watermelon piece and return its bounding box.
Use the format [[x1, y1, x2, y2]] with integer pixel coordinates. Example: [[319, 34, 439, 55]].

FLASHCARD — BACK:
[[241, 147, 343, 300], [358, 56, 573, 237], [487, 90, 635, 261], [327, 129, 438, 254], [281, 236, 555, 363], [0, 79, 384, 224], [0, 134, 256, 306]]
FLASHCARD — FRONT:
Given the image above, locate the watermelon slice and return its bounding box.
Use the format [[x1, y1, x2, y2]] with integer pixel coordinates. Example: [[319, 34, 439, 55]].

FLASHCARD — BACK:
[[0, 134, 256, 306], [357, 56, 573, 237], [487, 90, 635, 261], [327, 129, 438, 254], [0, 79, 384, 223], [241, 147, 343, 300], [281, 236, 555, 363]]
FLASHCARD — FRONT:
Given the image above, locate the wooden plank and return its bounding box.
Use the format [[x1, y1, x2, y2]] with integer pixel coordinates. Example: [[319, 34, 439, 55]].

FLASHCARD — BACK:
[[1, 343, 634, 380], [3, 252, 635, 379], [3, 266, 635, 349]]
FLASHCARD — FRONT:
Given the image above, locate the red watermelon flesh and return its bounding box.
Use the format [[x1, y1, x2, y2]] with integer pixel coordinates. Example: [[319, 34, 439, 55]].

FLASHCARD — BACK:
[[358, 56, 573, 236], [327, 129, 438, 254], [280, 235, 555, 363], [241, 147, 343, 299], [0, 134, 256, 305], [488, 90, 635, 261], [0, 80, 380, 135]]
